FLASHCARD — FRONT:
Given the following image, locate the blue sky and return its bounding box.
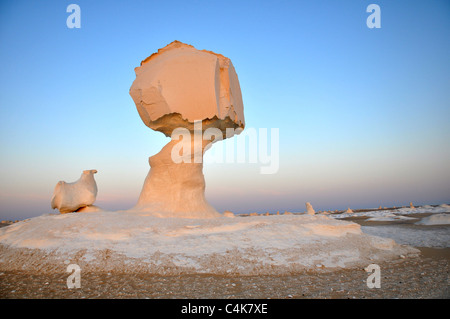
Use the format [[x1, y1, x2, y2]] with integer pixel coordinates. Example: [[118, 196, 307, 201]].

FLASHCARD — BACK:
[[0, 0, 449, 219]]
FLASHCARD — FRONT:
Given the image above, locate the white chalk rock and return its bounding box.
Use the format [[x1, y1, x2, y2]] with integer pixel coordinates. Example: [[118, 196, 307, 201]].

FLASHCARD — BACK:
[[129, 41, 245, 218], [306, 202, 315, 215], [223, 210, 235, 218], [416, 213, 450, 226], [51, 170, 98, 214], [0, 212, 419, 275], [76, 205, 104, 213], [130, 40, 245, 137]]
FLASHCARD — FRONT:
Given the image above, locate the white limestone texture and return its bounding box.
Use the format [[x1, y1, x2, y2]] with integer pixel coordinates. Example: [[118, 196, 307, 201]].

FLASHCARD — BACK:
[[129, 41, 245, 218], [332, 203, 450, 219], [415, 213, 450, 226], [0, 212, 419, 275], [50, 170, 98, 214], [129, 40, 244, 135]]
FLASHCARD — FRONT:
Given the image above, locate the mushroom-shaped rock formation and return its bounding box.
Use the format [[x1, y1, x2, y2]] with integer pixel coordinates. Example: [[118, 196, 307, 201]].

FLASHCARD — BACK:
[[129, 41, 245, 218], [51, 170, 98, 214]]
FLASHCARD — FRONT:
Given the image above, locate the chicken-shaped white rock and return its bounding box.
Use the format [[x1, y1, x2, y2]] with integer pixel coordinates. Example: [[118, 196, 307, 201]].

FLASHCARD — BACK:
[[51, 170, 98, 214]]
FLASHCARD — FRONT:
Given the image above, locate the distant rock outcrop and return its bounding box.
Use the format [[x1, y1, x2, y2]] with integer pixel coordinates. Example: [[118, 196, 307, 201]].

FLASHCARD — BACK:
[[223, 210, 235, 218], [306, 202, 315, 215]]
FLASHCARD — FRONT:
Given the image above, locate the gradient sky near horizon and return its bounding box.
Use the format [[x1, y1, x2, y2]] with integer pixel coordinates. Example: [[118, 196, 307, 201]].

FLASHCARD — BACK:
[[0, 0, 449, 220]]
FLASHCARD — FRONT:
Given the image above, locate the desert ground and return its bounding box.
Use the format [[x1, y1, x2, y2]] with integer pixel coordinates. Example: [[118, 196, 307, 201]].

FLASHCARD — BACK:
[[0, 247, 448, 299], [0, 206, 448, 299]]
